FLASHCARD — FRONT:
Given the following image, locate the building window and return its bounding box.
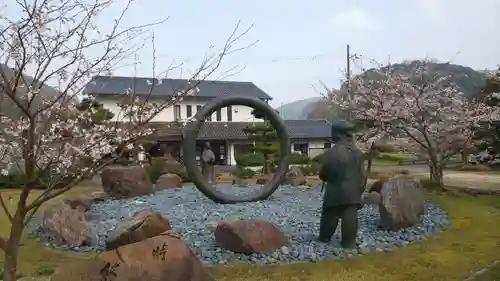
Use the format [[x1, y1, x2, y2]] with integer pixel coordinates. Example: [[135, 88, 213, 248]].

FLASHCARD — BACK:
[[174, 105, 181, 120], [186, 105, 192, 117], [227, 106, 232, 121], [216, 109, 222, 121], [324, 142, 332, 149], [293, 143, 308, 155], [196, 105, 202, 112]]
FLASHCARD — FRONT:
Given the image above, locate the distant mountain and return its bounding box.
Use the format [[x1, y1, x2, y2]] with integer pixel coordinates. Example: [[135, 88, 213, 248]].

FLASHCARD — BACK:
[[303, 60, 489, 120], [276, 97, 322, 120], [0, 64, 73, 118]]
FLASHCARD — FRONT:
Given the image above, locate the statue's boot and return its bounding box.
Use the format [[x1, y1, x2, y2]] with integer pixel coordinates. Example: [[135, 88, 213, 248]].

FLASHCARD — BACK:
[[317, 207, 340, 243], [340, 206, 358, 249]]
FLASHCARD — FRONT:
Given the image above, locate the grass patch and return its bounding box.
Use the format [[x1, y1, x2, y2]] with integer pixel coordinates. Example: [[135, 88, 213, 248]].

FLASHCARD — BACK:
[[366, 159, 399, 166], [211, 192, 500, 281], [1, 187, 500, 280], [0, 188, 98, 275]]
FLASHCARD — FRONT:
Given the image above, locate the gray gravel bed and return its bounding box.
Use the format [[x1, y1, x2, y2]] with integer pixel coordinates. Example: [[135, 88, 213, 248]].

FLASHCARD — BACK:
[[30, 184, 450, 264]]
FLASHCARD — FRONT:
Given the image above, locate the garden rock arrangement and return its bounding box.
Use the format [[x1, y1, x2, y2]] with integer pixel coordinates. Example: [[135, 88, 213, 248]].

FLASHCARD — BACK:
[[50, 230, 216, 281], [156, 173, 183, 190], [106, 209, 173, 249], [378, 176, 425, 230], [214, 219, 289, 254], [32, 178, 450, 265], [101, 165, 153, 198]]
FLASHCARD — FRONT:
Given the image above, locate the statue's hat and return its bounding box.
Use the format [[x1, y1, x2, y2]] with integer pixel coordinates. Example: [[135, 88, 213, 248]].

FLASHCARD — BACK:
[[330, 119, 355, 136]]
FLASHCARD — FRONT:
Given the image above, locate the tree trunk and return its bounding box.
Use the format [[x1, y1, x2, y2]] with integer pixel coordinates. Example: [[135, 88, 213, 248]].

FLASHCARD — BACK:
[[461, 149, 468, 165], [3, 214, 24, 281], [263, 152, 269, 175], [429, 162, 445, 191], [365, 142, 376, 185]]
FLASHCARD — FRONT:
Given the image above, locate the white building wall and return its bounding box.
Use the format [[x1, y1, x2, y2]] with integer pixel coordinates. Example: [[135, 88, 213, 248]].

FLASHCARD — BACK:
[[227, 139, 330, 166], [96, 95, 264, 123]]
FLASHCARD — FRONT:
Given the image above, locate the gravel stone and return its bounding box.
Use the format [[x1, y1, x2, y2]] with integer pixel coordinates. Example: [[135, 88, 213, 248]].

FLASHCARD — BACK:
[[30, 183, 450, 264]]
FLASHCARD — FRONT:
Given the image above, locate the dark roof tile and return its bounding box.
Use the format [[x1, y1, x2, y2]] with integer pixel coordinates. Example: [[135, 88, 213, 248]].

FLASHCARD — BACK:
[[151, 120, 331, 140], [83, 76, 272, 99]]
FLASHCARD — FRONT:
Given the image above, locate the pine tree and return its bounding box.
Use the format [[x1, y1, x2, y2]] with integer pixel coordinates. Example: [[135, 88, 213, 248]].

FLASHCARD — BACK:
[[242, 109, 280, 174]]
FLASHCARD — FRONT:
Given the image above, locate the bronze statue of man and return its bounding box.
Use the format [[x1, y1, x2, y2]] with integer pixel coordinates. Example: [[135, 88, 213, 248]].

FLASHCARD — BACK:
[[201, 142, 216, 185], [318, 120, 366, 249]]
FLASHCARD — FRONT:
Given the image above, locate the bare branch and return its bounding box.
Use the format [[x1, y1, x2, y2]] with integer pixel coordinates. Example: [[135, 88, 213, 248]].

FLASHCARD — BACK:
[[0, 236, 6, 251], [0, 192, 13, 224]]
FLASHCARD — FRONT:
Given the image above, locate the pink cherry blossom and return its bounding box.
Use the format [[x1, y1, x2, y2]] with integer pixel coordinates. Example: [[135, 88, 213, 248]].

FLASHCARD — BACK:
[[322, 59, 498, 188]]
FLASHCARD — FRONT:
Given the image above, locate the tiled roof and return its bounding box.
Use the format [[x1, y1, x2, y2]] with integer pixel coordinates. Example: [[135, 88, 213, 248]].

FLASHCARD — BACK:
[[149, 120, 331, 141], [83, 76, 272, 99]]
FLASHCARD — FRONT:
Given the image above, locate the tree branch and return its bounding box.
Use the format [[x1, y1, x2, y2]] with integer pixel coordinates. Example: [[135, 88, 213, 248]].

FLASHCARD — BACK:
[[0, 236, 6, 251], [0, 192, 13, 224]]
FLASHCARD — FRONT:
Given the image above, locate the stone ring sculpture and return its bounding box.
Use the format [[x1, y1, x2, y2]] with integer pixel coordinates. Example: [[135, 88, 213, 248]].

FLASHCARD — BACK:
[[182, 96, 291, 204]]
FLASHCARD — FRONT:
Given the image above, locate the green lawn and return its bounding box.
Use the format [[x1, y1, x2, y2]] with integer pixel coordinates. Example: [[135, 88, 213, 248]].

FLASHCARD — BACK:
[[367, 159, 399, 166], [211, 192, 500, 281], [1, 187, 500, 280]]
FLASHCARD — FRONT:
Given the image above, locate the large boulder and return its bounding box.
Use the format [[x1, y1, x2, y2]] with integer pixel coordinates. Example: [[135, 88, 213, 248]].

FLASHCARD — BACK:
[[62, 194, 94, 212], [51, 231, 216, 281], [41, 203, 93, 247], [378, 175, 425, 231], [368, 179, 385, 193], [283, 166, 306, 186], [214, 219, 288, 254], [162, 154, 182, 174], [101, 165, 153, 199], [155, 173, 182, 190], [106, 209, 172, 250]]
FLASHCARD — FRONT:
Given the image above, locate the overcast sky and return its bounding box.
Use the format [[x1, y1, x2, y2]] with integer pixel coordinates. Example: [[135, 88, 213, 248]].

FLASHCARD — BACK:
[[5, 0, 500, 106]]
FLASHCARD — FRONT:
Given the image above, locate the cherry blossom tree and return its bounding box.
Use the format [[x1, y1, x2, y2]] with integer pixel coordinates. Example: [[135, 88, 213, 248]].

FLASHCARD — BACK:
[[473, 68, 500, 156], [0, 0, 254, 279], [318, 63, 399, 177], [322, 59, 495, 190]]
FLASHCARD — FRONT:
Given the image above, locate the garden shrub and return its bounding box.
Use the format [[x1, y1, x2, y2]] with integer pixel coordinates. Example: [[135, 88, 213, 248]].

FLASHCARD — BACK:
[[375, 143, 399, 153], [171, 166, 190, 182], [231, 165, 256, 179], [312, 152, 326, 164], [235, 153, 265, 167], [0, 173, 21, 189], [289, 152, 310, 165], [147, 157, 166, 183], [311, 162, 321, 174], [0, 169, 74, 190], [374, 153, 404, 162], [147, 157, 189, 182]]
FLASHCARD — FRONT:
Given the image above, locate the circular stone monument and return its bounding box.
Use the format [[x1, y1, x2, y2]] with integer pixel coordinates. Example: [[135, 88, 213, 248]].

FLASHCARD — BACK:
[[182, 96, 291, 204]]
